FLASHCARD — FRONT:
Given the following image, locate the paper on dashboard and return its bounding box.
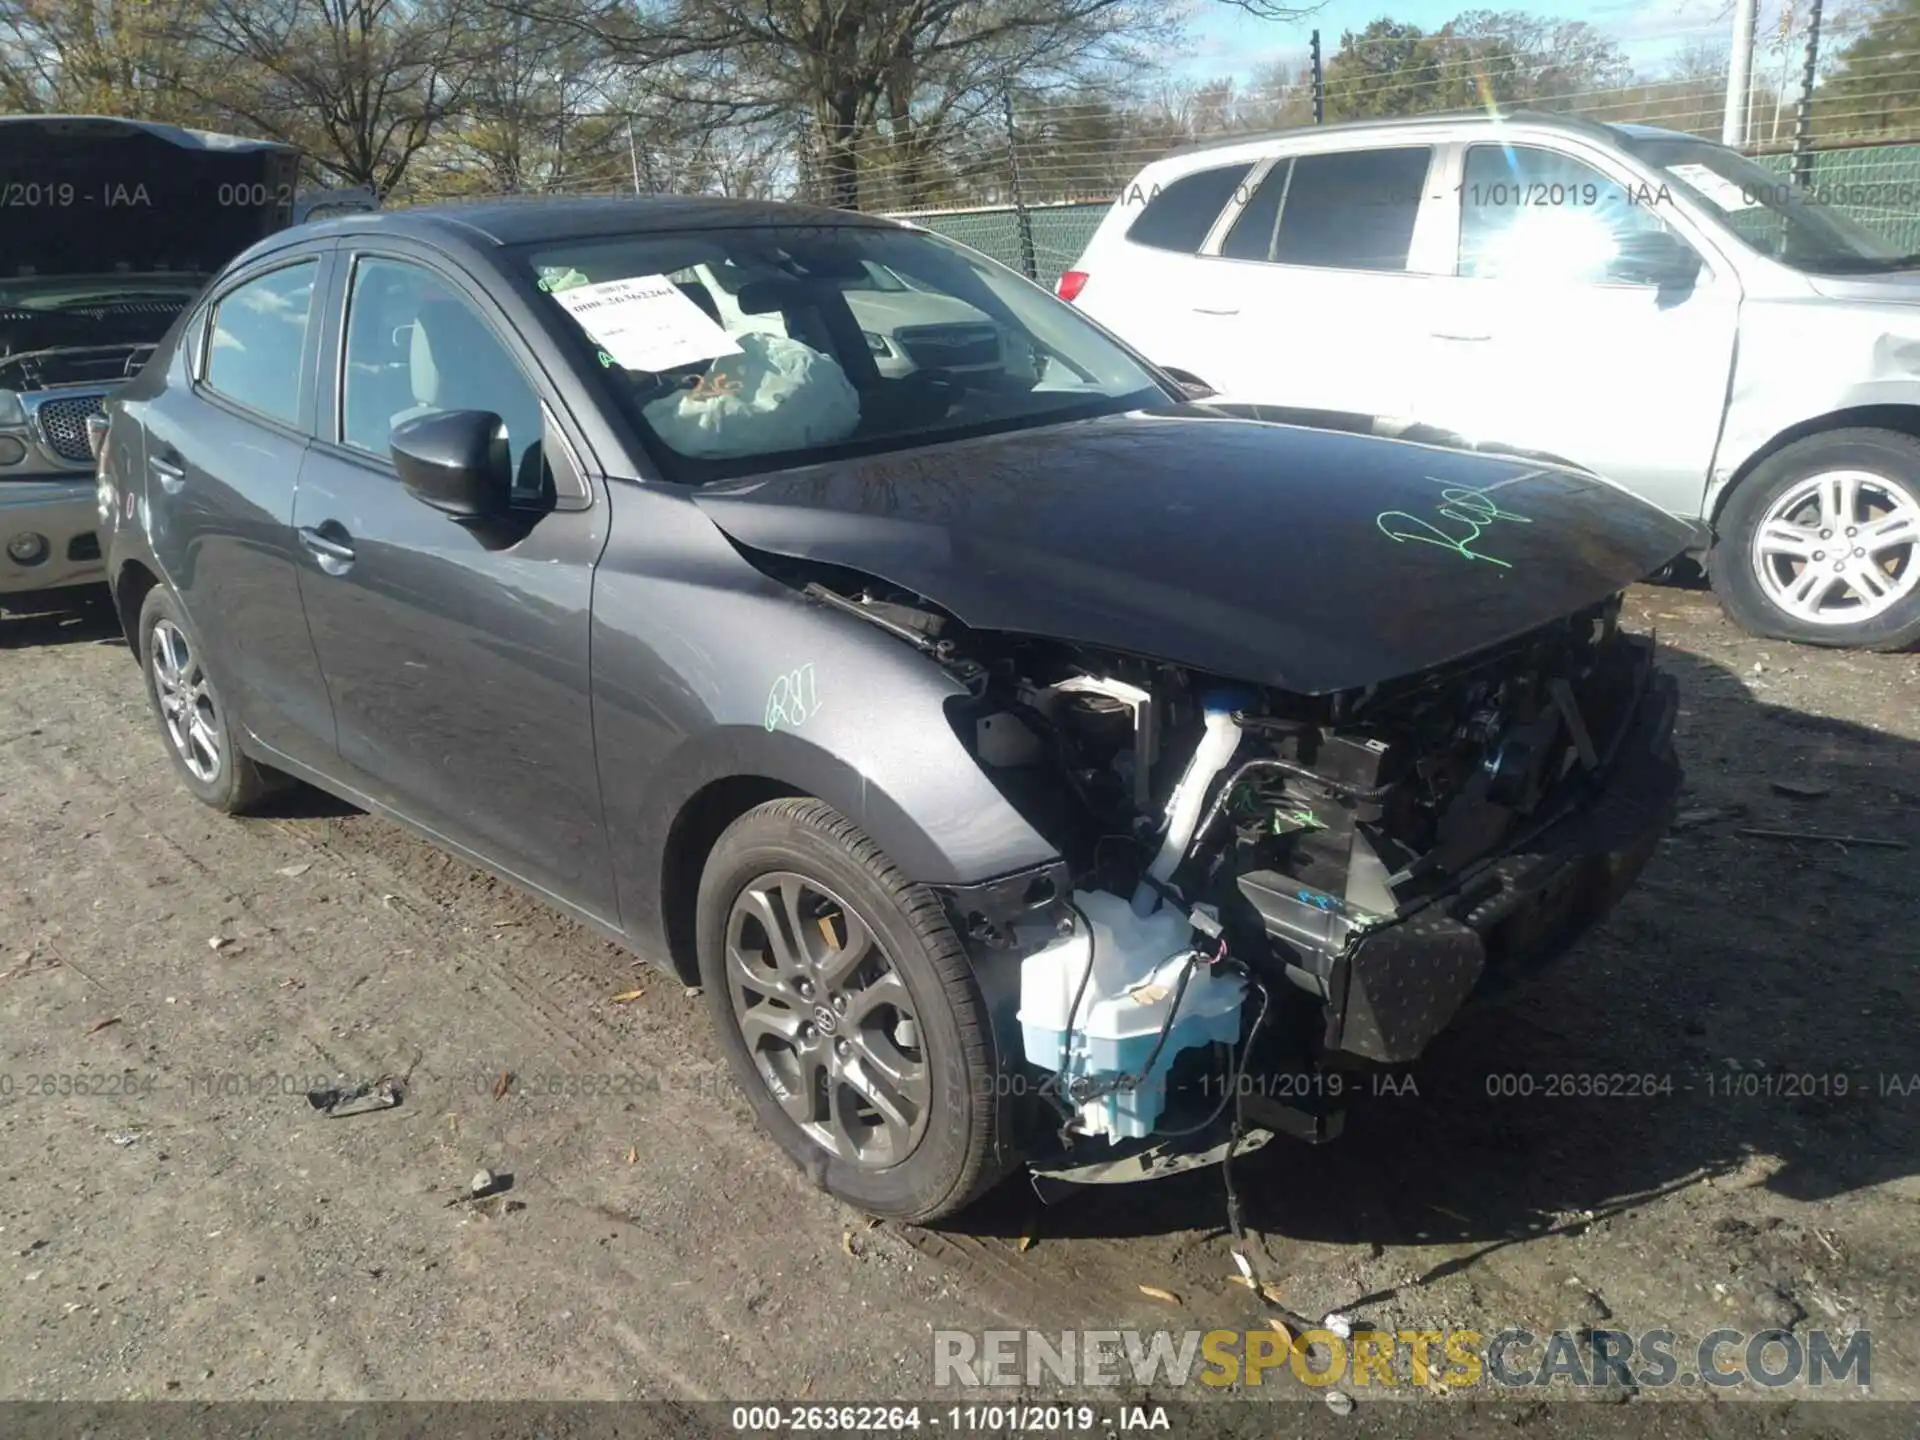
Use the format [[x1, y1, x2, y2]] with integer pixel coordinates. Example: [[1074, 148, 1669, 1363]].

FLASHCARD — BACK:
[[550, 274, 742, 372]]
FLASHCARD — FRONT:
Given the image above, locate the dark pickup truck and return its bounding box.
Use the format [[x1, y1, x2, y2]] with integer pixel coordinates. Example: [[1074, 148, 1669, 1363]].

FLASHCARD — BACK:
[[0, 116, 341, 599]]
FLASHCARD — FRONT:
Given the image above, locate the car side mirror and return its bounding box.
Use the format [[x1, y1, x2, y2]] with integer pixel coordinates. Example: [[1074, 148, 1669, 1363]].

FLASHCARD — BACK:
[[390, 409, 512, 522], [1612, 231, 1702, 290]]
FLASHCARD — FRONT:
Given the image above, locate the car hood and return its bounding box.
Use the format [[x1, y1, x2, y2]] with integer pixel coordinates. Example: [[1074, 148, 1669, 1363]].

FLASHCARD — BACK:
[[0, 115, 299, 278], [692, 406, 1701, 694], [1803, 270, 1920, 304]]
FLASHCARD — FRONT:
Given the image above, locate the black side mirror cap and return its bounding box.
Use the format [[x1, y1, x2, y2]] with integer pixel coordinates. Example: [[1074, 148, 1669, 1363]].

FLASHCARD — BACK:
[[1613, 231, 1703, 289], [390, 410, 512, 521]]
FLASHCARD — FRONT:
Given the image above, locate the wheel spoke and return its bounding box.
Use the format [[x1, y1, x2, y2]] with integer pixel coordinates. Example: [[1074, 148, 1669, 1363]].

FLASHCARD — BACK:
[[850, 1030, 929, 1108], [1847, 562, 1893, 601], [837, 1053, 920, 1157], [1758, 519, 1819, 561], [771, 1056, 826, 1129], [737, 999, 803, 1051], [1787, 565, 1832, 608], [813, 907, 875, 991], [734, 883, 808, 984], [1859, 509, 1918, 556], [151, 626, 184, 690], [1819, 473, 1858, 531], [726, 939, 796, 1006], [843, 970, 913, 1030], [188, 713, 219, 763]]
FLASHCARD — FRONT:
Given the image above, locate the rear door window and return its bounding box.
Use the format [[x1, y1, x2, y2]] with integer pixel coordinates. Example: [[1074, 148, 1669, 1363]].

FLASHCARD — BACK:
[[1270, 147, 1433, 271], [1126, 163, 1254, 254]]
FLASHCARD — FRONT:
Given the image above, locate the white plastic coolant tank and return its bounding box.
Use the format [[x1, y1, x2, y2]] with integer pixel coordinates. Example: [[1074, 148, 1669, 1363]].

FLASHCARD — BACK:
[[1017, 889, 1246, 1141]]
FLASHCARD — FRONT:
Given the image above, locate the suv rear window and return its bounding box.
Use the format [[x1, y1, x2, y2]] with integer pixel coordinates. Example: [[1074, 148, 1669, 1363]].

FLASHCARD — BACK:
[[1125, 163, 1254, 254], [1271, 147, 1432, 271]]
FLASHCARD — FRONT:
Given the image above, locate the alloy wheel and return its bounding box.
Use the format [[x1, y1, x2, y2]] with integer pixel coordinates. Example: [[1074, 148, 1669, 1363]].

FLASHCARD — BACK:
[[724, 871, 930, 1168], [1751, 468, 1920, 626], [149, 618, 223, 784]]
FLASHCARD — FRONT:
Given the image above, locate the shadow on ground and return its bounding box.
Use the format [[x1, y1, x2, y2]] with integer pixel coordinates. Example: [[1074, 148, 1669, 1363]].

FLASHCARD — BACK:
[[0, 586, 122, 649], [951, 640, 1919, 1249]]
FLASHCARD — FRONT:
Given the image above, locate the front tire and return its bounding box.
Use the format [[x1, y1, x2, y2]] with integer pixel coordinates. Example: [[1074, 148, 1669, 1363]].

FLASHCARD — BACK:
[[695, 798, 1005, 1222], [1710, 428, 1920, 649], [137, 586, 286, 813]]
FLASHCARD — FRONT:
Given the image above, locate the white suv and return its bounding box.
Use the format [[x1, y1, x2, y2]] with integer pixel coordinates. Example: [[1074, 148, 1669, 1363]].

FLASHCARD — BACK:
[[1063, 110, 1920, 650]]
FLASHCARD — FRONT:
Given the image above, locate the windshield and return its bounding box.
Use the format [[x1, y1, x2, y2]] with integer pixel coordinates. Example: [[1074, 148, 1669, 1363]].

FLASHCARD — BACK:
[[1619, 134, 1913, 273], [520, 224, 1167, 481]]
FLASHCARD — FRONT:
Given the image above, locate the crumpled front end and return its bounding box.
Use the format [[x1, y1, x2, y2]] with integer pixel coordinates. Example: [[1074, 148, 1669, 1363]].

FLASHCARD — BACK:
[[1238, 620, 1681, 1063], [723, 529, 1683, 1177]]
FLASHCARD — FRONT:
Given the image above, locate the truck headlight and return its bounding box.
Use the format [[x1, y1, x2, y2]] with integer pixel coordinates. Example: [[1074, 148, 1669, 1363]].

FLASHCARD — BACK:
[[0, 390, 25, 428]]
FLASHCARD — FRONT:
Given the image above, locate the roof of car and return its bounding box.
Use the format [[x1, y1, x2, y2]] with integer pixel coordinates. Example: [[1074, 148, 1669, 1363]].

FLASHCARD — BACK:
[[0, 113, 296, 154], [1158, 108, 1697, 161], [302, 195, 905, 249]]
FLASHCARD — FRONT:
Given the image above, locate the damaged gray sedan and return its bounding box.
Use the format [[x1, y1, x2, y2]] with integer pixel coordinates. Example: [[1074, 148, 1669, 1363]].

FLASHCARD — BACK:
[[98, 198, 1693, 1221]]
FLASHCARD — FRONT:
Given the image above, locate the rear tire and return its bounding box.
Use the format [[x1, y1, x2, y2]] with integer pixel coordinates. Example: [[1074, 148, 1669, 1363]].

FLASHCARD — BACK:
[[1710, 428, 1920, 650], [695, 798, 1006, 1222], [137, 586, 287, 813]]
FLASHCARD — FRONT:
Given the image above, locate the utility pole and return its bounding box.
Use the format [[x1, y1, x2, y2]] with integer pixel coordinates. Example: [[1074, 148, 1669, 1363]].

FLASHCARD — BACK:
[[627, 116, 642, 194], [1722, 0, 1758, 148], [1311, 30, 1325, 124], [1793, 0, 1825, 187], [1002, 92, 1037, 281]]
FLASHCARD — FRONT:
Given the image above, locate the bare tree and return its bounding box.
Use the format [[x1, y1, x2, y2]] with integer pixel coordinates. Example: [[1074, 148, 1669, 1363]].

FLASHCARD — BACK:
[[163, 0, 477, 196], [0, 0, 211, 118]]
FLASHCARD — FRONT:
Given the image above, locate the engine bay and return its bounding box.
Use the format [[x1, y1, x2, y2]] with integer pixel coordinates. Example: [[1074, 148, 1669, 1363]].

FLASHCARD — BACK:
[[788, 556, 1670, 1159]]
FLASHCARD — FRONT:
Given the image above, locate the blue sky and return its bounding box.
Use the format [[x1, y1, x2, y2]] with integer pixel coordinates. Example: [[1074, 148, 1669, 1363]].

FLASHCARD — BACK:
[[1173, 0, 1745, 85]]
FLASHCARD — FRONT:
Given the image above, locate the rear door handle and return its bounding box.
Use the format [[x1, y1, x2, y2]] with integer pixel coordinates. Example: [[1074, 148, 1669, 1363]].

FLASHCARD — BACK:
[[1192, 306, 1241, 316], [1431, 330, 1492, 342], [297, 525, 356, 572], [149, 454, 185, 493]]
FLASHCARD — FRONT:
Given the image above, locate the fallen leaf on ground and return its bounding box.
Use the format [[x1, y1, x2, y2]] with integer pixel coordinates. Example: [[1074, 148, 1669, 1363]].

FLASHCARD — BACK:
[[1137, 1285, 1180, 1305], [491, 1070, 511, 1101], [609, 989, 645, 1004], [86, 1017, 121, 1035], [275, 862, 312, 878], [1018, 1217, 1039, 1252]]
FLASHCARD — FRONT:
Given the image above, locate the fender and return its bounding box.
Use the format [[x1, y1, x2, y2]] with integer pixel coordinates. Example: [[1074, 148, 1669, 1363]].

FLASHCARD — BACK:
[[586, 496, 1060, 964]]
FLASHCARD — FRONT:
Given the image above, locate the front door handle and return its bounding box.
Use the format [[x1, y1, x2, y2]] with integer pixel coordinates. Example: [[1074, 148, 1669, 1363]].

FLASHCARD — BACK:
[[297, 525, 356, 573], [149, 454, 185, 493], [1192, 306, 1241, 316], [1431, 330, 1492, 342]]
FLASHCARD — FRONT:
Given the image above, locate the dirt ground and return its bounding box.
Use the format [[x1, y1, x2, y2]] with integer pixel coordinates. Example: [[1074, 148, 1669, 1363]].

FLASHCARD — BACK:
[[0, 581, 1915, 1428]]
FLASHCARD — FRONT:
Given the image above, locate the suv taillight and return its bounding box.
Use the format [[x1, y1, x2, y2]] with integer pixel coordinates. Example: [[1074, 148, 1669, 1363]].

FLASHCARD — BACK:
[[1056, 270, 1088, 303]]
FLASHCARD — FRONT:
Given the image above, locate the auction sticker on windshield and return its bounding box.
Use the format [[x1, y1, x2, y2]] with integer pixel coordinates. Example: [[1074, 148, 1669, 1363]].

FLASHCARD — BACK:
[[549, 274, 742, 372], [1667, 163, 1759, 212]]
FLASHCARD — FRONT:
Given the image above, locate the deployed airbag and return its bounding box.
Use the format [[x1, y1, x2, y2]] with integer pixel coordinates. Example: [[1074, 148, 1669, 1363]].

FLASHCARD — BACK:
[[644, 334, 861, 458]]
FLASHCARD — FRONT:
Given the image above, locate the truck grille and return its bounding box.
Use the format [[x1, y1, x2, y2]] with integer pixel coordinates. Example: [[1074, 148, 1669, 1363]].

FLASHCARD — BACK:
[[33, 396, 105, 463]]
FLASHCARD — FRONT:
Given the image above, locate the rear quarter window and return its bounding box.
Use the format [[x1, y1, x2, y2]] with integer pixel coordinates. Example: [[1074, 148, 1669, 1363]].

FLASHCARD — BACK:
[[1125, 163, 1255, 254]]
